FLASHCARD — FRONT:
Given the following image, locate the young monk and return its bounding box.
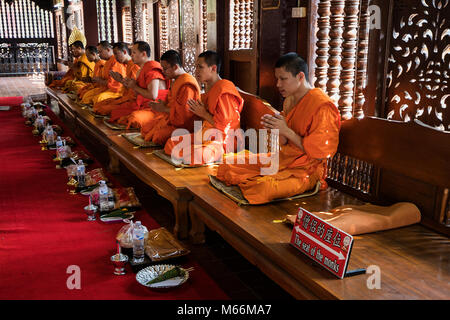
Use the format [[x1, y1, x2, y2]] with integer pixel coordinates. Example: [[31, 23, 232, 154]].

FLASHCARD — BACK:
[[163, 50, 244, 165], [215, 53, 341, 204], [93, 42, 140, 115], [80, 41, 126, 105], [73, 46, 105, 95], [49, 41, 88, 89], [125, 50, 201, 145], [108, 41, 169, 123], [64, 44, 97, 93], [77, 47, 106, 99]]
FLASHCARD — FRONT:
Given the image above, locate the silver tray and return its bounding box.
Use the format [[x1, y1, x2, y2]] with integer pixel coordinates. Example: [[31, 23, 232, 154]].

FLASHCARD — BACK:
[[136, 264, 189, 289]]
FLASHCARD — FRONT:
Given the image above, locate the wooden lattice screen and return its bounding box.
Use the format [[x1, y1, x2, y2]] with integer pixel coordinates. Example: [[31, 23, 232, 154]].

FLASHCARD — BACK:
[[96, 0, 118, 43], [385, 0, 450, 131], [0, 0, 56, 74], [313, 0, 370, 120]]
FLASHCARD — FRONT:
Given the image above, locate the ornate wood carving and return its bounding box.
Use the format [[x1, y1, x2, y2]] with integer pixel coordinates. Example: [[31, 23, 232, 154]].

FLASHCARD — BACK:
[[122, 5, 133, 43], [386, 0, 449, 131], [338, 0, 359, 120], [96, 0, 117, 42], [314, 0, 330, 91], [354, 0, 370, 119], [327, 152, 374, 194], [180, 0, 196, 75], [201, 0, 208, 52], [158, 3, 169, 55], [229, 0, 254, 50], [326, 0, 344, 104]]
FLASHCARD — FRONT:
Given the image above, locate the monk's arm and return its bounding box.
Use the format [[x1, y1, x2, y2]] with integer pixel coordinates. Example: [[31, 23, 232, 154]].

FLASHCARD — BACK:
[[302, 105, 340, 160], [261, 113, 304, 150], [170, 85, 198, 127], [131, 79, 161, 101]]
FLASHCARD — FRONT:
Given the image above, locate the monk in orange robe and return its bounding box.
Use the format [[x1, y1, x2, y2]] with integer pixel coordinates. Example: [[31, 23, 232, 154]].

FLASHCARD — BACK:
[[215, 53, 341, 204], [77, 53, 106, 99], [108, 41, 169, 123], [93, 42, 140, 115], [63, 45, 96, 93], [71, 46, 104, 94], [49, 41, 86, 89], [163, 51, 244, 165], [80, 41, 126, 105], [125, 50, 201, 145]]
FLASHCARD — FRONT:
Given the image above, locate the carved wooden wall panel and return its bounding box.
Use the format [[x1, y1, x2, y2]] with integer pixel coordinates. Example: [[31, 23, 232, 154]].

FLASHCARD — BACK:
[[386, 0, 450, 131], [229, 0, 254, 50], [158, 0, 179, 58]]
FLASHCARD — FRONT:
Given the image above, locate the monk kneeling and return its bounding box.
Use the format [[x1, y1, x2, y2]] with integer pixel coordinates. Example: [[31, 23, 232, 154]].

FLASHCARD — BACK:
[[126, 50, 201, 145], [108, 41, 169, 124], [215, 53, 341, 204], [163, 51, 244, 165]]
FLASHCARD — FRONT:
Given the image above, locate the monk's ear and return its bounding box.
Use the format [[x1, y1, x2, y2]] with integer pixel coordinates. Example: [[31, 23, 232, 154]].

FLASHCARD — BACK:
[[211, 64, 218, 74]]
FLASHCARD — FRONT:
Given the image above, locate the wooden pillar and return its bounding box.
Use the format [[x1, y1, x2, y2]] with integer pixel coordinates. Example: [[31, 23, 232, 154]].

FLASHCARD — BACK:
[[83, 0, 99, 45]]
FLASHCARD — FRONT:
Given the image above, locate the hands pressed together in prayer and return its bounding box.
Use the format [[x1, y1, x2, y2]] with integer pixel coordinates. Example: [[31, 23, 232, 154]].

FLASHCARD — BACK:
[[109, 70, 124, 83], [187, 99, 208, 119], [261, 113, 303, 148]]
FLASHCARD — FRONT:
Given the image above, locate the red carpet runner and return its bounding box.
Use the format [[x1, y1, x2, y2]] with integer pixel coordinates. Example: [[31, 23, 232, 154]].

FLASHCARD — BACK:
[[0, 105, 228, 300]]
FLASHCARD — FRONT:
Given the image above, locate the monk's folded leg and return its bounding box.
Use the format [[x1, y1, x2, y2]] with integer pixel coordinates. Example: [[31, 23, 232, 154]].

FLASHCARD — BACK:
[[109, 101, 140, 123], [92, 90, 122, 105], [238, 169, 321, 205], [127, 109, 158, 130], [81, 87, 103, 105]]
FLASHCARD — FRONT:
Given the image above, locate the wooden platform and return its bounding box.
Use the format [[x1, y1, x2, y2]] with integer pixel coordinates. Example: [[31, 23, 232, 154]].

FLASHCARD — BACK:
[[46, 87, 450, 300]]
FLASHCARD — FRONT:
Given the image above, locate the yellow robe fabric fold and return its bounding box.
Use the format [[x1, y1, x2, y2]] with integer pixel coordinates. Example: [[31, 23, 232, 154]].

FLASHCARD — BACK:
[[80, 56, 126, 105], [62, 53, 95, 93], [76, 60, 106, 98]]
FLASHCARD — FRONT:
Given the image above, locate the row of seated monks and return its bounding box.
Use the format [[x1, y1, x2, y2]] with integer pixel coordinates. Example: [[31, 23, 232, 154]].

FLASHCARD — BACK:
[[49, 40, 341, 205]]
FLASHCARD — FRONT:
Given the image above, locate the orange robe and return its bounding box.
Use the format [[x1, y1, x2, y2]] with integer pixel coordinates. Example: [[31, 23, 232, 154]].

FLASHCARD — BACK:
[[126, 73, 201, 145], [80, 55, 126, 105], [108, 61, 169, 123], [215, 88, 341, 204], [163, 79, 244, 165], [77, 59, 106, 98], [48, 57, 79, 88], [93, 59, 140, 115], [63, 53, 95, 93]]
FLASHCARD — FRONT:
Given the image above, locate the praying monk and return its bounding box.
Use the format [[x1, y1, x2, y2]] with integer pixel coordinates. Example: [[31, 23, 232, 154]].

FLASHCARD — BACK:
[[72, 46, 105, 94], [108, 41, 169, 123], [49, 41, 90, 89], [163, 51, 244, 165], [126, 50, 201, 145], [80, 41, 126, 105], [93, 42, 140, 115], [63, 44, 97, 93], [77, 47, 106, 99], [215, 53, 341, 204]]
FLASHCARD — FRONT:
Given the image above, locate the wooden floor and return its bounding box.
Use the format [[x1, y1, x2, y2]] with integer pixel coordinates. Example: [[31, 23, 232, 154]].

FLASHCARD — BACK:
[[0, 75, 46, 98]]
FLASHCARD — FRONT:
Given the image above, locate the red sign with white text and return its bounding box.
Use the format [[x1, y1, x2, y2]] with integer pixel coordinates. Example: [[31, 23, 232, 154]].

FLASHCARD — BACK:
[[290, 207, 354, 279]]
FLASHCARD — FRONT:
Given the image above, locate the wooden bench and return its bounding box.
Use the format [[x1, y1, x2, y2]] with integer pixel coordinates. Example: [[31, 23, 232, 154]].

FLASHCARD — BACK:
[[47, 87, 450, 299], [187, 94, 450, 299], [46, 87, 212, 239]]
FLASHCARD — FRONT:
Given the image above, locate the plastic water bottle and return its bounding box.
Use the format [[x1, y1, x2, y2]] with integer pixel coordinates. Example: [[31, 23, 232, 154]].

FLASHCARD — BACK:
[[45, 125, 55, 146], [35, 115, 45, 133], [107, 188, 115, 211], [76, 160, 86, 188], [132, 221, 145, 263], [98, 180, 109, 212]]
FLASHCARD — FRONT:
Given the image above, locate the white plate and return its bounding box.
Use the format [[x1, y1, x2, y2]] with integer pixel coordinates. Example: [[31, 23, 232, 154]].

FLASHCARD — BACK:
[[136, 264, 189, 289]]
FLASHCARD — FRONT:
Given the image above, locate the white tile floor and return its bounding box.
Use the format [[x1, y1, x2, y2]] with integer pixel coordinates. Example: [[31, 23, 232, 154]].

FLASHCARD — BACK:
[[0, 75, 46, 98]]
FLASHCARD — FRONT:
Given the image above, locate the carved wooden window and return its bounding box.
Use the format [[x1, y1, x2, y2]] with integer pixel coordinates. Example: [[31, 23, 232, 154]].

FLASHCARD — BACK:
[[385, 0, 449, 131], [96, 0, 118, 42], [0, 0, 54, 39], [229, 0, 254, 50], [312, 0, 370, 120], [121, 5, 133, 43]]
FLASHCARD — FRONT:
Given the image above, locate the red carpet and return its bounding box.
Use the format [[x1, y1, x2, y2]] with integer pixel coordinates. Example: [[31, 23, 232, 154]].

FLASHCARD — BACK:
[[0, 96, 23, 107], [0, 105, 228, 300]]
